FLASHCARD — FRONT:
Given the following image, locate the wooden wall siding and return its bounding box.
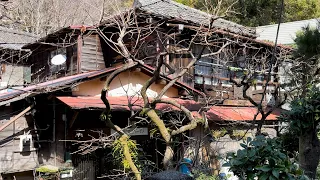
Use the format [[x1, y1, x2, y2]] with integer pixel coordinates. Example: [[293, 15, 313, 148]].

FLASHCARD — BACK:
[[33, 98, 66, 169], [0, 64, 31, 87], [29, 45, 78, 83], [80, 34, 105, 72], [1, 171, 34, 180], [67, 45, 78, 76], [0, 106, 14, 141], [0, 99, 67, 176], [180, 57, 194, 87], [45, 46, 78, 81], [29, 50, 50, 83], [195, 82, 275, 102], [203, 84, 234, 100], [0, 111, 38, 174], [166, 43, 194, 88], [169, 55, 194, 88]]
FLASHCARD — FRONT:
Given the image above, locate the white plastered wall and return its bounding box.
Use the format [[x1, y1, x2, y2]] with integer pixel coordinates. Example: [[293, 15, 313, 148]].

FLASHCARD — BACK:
[[72, 70, 179, 98]]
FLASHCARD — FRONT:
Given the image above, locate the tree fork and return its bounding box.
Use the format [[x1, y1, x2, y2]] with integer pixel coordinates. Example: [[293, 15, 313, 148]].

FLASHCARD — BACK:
[[100, 61, 141, 179], [120, 134, 141, 180]]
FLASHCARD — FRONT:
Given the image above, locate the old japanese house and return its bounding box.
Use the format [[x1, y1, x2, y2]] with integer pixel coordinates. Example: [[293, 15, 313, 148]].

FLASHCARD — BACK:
[[0, 0, 292, 179], [0, 27, 37, 92]]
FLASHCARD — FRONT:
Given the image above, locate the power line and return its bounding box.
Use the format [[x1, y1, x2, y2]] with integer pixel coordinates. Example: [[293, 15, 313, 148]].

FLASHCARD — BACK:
[[259, 0, 285, 105], [253, 0, 285, 134]]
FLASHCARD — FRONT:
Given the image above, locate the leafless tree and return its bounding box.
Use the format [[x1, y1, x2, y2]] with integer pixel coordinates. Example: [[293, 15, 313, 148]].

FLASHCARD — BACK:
[[0, 0, 132, 36], [56, 6, 291, 179]]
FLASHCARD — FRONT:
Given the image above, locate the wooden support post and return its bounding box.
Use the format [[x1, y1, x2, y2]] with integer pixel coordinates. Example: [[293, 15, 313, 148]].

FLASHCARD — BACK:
[[77, 35, 83, 74], [69, 111, 79, 128]]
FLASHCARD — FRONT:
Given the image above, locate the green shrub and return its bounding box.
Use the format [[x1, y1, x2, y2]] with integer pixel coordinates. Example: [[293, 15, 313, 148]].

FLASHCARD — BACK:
[[224, 136, 308, 180], [193, 170, 218, 180]]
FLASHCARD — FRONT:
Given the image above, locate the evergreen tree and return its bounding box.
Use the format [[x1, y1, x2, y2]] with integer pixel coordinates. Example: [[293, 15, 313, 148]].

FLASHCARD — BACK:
[[175, 0, 320, 26]]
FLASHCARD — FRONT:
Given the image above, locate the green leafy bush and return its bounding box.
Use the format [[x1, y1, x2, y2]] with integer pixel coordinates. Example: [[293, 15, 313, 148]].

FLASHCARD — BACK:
[[194, 171, 218, 180], [224, 136, 308, 180], [278, 87, 320, 135], [278, 129, 299, 159]]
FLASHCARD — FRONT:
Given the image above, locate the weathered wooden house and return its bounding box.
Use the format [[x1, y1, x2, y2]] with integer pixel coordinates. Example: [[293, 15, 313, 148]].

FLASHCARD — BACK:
[[0, 0, 291, 179], [0, 26, 37, 92], [0, 27, 38, 179]]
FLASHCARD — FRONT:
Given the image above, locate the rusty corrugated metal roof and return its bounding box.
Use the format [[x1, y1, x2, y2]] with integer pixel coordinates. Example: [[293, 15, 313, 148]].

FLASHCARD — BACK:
[[57, 96, 280, 121], [56, 96, 201, 111], [206, 106, 281, 121]]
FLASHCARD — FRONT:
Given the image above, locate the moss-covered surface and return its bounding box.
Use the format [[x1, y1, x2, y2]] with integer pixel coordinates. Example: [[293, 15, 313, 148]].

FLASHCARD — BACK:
[[36, 165, 59, 174]]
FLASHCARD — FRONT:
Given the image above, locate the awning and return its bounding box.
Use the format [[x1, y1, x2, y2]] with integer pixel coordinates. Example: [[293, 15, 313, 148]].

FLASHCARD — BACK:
[[57, 96, 282, 121]]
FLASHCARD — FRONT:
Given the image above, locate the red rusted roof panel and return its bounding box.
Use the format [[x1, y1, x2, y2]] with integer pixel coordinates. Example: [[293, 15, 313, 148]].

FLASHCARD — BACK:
[[57, 96, 281, 121], [206, 106, 281, 121], [56, 96, 202, 111]]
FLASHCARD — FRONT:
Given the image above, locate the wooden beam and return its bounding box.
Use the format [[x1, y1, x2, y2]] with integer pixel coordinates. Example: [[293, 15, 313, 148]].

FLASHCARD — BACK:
[[77, 35, 83, 74], [69, 111, 79, 128], [0, 105, 34, 132], [223, 99, 254, 107], [252, 89, 275, 95]]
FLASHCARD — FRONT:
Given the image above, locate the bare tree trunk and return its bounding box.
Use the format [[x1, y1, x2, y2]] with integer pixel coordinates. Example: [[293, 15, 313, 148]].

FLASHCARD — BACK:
[[299, 128, 320, 179], [100, 61, 141, 180], [256, 115, 266, 135], [145, 109, 173, 168], [120, 134, 141, 180]]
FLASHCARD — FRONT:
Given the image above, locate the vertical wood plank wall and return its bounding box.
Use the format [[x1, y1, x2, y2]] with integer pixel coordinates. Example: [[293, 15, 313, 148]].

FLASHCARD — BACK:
[[0, 106, 37, 174], [81, 34, 106, 72]]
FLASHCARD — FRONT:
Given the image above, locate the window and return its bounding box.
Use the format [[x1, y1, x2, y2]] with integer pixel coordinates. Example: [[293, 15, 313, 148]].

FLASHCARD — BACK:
[[195, 57, 216, 85], [195, 56, 231, 85]]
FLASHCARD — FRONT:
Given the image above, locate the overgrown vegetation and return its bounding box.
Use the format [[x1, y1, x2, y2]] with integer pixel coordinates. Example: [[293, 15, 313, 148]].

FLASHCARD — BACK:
[[224, 136, 308, 180], [211, 128, 228, 140], [278, 128, 299, 159], [279, 87, 320, 135], [112, 137, 139, 170], [193, 170, 219, 180], [278, 87, 320, 178], [5, 0, 316, 179]]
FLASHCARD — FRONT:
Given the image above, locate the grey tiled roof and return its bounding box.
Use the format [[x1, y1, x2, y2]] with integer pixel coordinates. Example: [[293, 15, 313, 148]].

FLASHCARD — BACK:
[[134, 0, 256, 37], [0, 26, 38, 50]]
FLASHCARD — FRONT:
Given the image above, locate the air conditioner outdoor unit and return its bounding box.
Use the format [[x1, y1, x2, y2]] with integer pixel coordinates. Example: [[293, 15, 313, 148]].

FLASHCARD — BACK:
[[19, 134, 33, 152]]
